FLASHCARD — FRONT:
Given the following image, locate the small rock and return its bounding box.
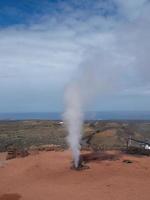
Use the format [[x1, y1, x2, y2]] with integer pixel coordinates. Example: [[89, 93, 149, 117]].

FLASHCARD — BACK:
[[123, 159, 133, 164]]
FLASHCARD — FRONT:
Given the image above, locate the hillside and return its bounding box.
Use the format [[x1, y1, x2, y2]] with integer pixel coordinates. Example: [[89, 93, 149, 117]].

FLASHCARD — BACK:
[[0, 120, 150, 152]]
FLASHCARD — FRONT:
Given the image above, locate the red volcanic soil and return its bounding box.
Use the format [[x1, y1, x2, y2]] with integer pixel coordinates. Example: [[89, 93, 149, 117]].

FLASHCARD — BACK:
[[0, 151, 150, 200]]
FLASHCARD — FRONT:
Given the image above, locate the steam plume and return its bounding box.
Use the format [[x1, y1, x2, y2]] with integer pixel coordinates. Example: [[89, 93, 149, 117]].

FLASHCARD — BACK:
[[63, 83, 83, 167], [63, 1, 150, 167]]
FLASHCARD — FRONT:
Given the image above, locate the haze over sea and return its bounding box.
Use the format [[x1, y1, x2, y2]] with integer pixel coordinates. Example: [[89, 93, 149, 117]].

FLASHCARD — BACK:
[[1, 111, 150, 121]]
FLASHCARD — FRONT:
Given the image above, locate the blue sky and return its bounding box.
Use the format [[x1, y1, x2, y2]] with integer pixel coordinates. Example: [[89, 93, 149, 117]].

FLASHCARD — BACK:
[[0, 0, 150, 112], [0, 0, 118, 27]]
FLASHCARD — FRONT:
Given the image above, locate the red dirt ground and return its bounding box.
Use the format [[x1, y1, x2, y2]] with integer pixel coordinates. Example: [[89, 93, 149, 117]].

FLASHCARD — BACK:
[[0, 151, 150, 200]]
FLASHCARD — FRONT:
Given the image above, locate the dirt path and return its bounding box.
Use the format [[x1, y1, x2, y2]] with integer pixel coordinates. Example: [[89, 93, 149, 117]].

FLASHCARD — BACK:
[[0, 151, 150, 200]]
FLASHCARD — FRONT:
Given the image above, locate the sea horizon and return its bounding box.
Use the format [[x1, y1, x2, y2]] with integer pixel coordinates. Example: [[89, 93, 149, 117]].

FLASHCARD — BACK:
[[1, 111, 150, 121]]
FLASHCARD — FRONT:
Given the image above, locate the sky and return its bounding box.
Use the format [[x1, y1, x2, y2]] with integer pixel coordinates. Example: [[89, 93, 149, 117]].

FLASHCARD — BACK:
[[0, 0, 150, 112]]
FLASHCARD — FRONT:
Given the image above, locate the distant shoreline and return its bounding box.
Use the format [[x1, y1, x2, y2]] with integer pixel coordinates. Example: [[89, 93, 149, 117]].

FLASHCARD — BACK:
[[1, 111, 150, 120], [1, 119, 150, 123]]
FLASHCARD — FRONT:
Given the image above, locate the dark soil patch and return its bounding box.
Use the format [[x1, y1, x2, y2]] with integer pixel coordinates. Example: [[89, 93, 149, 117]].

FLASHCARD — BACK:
[[0, 193, 21, 200]]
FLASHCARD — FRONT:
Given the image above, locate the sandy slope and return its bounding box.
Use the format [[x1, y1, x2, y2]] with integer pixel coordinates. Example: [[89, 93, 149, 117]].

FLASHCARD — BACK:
[[0, 151, 150, 200]]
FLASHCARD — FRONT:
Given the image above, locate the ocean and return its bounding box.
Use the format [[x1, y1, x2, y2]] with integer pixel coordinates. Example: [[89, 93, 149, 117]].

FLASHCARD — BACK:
[[0, 111, 150, 120]]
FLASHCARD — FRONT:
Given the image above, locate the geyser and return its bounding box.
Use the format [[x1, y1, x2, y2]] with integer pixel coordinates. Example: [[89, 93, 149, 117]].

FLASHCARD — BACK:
[[63, 83, 83, 168]]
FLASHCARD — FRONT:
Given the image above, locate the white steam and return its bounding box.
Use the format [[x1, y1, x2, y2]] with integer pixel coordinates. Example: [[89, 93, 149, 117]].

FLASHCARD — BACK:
[[63, 0, 150, 167], [63, 84, 83, 167]]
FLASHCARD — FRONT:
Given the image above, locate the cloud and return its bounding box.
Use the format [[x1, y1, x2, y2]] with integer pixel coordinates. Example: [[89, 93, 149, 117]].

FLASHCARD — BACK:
[[0, 0, 150, 112], [114, 0, 149, 20]]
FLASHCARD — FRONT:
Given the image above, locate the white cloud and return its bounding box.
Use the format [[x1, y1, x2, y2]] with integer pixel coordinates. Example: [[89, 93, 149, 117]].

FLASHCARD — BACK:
[[114, 0, 148, 20], [0, 0, 150, 112]]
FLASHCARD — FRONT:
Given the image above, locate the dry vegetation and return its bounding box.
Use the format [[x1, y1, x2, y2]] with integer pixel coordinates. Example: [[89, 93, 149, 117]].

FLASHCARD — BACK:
[[0, 120, 150, 152]]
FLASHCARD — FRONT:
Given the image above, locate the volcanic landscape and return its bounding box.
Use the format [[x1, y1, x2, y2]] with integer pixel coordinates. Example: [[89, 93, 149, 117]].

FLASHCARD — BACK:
[[0, 120, 150, 200]]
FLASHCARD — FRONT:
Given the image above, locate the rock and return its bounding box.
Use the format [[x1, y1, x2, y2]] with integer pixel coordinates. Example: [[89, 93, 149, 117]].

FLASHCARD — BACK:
[[38, 144, 62, 152], [123, 159, 133, 164], [6, 147, 29, 160], [17, 149, 29, 158], [6, 147, 17, 160]]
